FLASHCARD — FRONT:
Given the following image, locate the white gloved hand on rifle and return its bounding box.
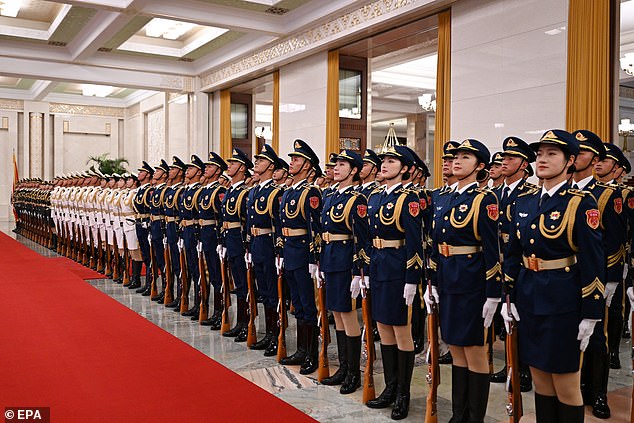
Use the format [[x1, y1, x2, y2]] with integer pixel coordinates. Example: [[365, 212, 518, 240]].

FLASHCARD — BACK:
[[482, 298, 501, 328], [403, 283, 417, 306], [423, 285, 439, 311], [216, 244, 226, 261], [350, 275, 361, 298], [604, 282, 618, 307], [244, 252, 252, 265], [500, 302, 520, 333], [577, 319, 600, 352], [275, 257, 284, 275]]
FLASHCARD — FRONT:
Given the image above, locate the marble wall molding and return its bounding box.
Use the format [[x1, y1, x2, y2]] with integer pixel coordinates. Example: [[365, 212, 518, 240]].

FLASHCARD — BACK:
[[0, 99, 24, 111], [49, 103, 124, 118]]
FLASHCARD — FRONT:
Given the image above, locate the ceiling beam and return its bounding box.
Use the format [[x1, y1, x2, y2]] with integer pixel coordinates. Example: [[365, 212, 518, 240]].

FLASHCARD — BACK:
[[66, 10, 136, 61], [31, 81, 59, 101]]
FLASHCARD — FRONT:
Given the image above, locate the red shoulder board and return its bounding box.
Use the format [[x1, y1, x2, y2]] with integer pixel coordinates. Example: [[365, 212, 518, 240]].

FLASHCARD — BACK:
[[614, 197, 623, 214], [586, 209, 600, 229], [309, 196, 320, 209], [408, 201, 420, 217], [628, 197, 634, 210], [486, 204, 498, 220], [357, 204, 367, 218], [419, 197, 427, 210]]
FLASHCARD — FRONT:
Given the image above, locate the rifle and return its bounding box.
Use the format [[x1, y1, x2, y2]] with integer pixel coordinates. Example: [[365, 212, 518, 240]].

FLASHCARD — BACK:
[[198, 245, 209, 322], [96, 229, 104, 273], [81, 223, 90, 266], [220, 249, 231, 334], [488, 322, 495, 375], [163, 239, 174, 305], [104, 229, 112, 277], [361, 269, 376, 403], [246, 249, 258, 347], [179, 244, 189, 313], [149, 237, 159, 298], [276, 255, 288, 362], [425, 278, 440, 423], [112, 231, 120, 281], [122, 232, 130, 286], [316, 266, 329, 382], [71, 222, 79, 261], [505, 295, 522, 422], [89, 227, 96, 269]]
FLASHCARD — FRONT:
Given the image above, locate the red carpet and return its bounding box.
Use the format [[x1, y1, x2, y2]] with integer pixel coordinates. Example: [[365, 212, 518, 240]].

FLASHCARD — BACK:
[[47, 256, 106, 279], [0, 232, 314, 423]]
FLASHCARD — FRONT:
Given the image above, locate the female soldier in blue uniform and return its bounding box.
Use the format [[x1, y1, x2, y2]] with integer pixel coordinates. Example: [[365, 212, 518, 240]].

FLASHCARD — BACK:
[[425, 139, 501, 423], [319, 150, 369, 394], [365, 145, 422, 420], [501, 129, 604, 422]]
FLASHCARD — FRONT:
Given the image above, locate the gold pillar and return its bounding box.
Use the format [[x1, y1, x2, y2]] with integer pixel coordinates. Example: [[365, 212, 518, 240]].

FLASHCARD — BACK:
[[220, 90, 232, 158], [434, 10, 452, 187], [326, 50, 340, 157]]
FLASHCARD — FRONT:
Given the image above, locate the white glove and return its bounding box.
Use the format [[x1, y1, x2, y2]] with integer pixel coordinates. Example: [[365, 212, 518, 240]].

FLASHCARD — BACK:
[[577, 319, 600, 352], [216, 245, 226, 260], [604, 282, 619, 307], [423, 285, 439, 310], [500, 302, 520, 333], [360, 275, 370, 290], [177, 239, 184, 251], [162, 237, 167, 246], [403, 283, 417, 306], [148, 234, 152, 244], [350, 275, 361, 298], [244, 252, 252, 265], [482, 298, 501, 328], [196, 242, 203, 253], [309, 264, 319, 279], [627, 287, 634, 308], [275, 257, 284, 275]]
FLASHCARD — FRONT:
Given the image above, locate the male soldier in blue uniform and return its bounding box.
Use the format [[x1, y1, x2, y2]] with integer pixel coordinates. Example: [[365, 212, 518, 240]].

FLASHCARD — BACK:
[[163, 157, 186, 307], [198, 152, 228, 330], [272, 157, 289, 186], [278, 140, 323, 375], [488, 152, 505, 190], [179, 155, 205, 319], [490, 137, 535, 391], [322, 153, 338, 193], [131, 162, 154, 291], [357, 149, 382, 199], [219, 148, 253, 342], [245, 144, 284, 355], [570, 130, 625, 419], [146, 160, 169, 297]]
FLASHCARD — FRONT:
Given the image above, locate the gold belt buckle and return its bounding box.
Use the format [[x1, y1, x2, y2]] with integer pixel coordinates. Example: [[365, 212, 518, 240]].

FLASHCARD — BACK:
[[440, 243, 450, 257], [252, 228, 260, 236], [323, 232, 330, 243], [282, 228, 289, 237], [527, 257, 540, 271]]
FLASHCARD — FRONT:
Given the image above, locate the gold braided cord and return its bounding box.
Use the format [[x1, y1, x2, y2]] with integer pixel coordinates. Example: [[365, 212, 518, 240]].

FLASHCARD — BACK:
[[596, 188, 613, 230], [538, 195, 581, 248], [183, 187, 202, 211], [449, 192, 485, 241], [283, 188, 309, 219], [379, 192, 407, 232]]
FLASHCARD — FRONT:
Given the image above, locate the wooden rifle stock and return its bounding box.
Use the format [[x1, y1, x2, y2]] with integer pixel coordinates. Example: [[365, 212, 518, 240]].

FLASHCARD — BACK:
[[112, 232, 120, 281], [81, 224, 89, 265], [163, 242, 174, 305], [276, 260, 288, 362], [104, 229, 112, 277], [317, 271, 330, 382], [71, 223, 79, 261], [425, 279, 440, 423], [149, 239, 159, 298], [246, 257, 258, 347], [96, 229, 104, 273], [505, 295, 522, 422], [361, 273, 376, 403], [220, 254, 231, 334], [198, 248, 209, 322], [488, 322, 494, 375], [88, 228, 96, 269], [179, 246, 189, 313], [122, 233, 130, 286]]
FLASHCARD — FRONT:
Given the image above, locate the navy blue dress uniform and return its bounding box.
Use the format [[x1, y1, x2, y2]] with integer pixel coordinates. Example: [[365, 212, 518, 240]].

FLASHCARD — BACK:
[[278, 140, 323, 374], [321, 150, 370, 312], [148, 160, 170, 296], [367, 146, 423, 326], [220, 148, 253, 341], [429, 139, 501, 347], [178, 155, 205, 318], [197, 152, 227, 329], [163, 158, 186, 306], [245, 144, 284, 353], [356, 149, 381, 199], [503, 130, 605, 375], [132, 161, 154, 291]]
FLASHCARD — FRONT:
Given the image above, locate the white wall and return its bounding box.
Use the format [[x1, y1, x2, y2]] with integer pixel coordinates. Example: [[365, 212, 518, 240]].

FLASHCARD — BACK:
[[451, 0, 568, 154], [0, 111, 19, 220]]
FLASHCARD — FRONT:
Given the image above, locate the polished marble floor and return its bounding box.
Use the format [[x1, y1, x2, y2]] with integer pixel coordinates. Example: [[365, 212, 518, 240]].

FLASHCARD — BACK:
[[4, 221, 633, 422]]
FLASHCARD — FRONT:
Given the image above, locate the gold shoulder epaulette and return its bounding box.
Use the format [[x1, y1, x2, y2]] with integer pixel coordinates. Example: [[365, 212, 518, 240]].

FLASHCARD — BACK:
[[566, 188, 587, 197], [518, 187, 540, 197]]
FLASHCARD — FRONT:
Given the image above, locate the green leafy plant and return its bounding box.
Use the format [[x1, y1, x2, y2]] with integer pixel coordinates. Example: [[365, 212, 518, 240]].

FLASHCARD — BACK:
[[87, 153, 128, 175]]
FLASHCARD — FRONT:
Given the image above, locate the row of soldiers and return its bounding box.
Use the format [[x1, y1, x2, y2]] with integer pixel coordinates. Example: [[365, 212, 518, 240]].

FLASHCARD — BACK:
[[11, 131, 634, 421]]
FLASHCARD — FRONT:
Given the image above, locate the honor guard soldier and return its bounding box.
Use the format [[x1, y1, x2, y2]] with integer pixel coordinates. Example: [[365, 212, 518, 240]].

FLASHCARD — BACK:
[[245, 144, 284, 354], [570, 130, 625, 419], [490, 137, 536, 391], [131, 162, 154, 291], [219, 148, 253, 342], [357, 149, 382, 199], [272, 157, 289, 186], [322, 153, 339, 193], [488, 152, 505, 189], [319, 150, 369, 394], [425, 139, 501, 422], [179, 155, 205, 319], [364, 145, 422, 419], [120, 174, 144, 288], [163, 157, 186, 306], [278, 140, 323, 375], [147, 160, 169, 297], [198, 152, 228, 330], [501, 129, 605, 422]]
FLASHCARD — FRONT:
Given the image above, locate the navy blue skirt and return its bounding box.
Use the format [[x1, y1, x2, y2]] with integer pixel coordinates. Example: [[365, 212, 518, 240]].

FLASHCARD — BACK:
[[518, 307, 582, 374], [371, 278, 409, 326], [439, 290, 486, 347], [325, 270, 360, 312]]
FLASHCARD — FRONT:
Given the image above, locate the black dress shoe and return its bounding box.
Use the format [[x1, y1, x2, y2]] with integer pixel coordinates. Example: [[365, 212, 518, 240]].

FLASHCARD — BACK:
[[251, 333, 273, 350], [223, 323, 243, 338], [235, 326, 248, 342], [165, 299, 180, 308], [128, 282, 140, 289], [182, 307, 198, 317], [438, 351, 453, 365], [300, 354, 318, 374], [141, 288, 151, 297], [191, 314, 199, 321], [519, 369, 532, 392], [373, 326, 381, 342], [158, 296, 165, 304], [623, 325, 631, 339], [609, 351, 621, 369], [413, 338, 424, 355], [264, 338, 278, 356], [592, 394, 611, 419], [135, 285, 147, 293], [151, 293, 163, 302], [490, 366, 507, 383], [200, 318, 215, 326], [391, 393, 410, 420], [280, 350, 306, 366]]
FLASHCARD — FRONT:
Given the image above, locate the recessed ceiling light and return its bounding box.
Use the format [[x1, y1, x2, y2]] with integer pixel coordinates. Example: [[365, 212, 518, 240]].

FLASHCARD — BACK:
[[0, 0, 22, 18]]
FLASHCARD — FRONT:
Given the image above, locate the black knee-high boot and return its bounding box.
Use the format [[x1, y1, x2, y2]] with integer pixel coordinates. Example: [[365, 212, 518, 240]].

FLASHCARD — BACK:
[[340, 335, 361, 394], [449, 365, 469, 423], [467, 370, 490, 423], [391, 349, 414, 420], [280, 323, 307, 365], [534, 393, 558, 423], [608, 316, 623, 369], [558, 401, 584, 422], [367, 344, 398, 408], [321, 331, 348, 385]]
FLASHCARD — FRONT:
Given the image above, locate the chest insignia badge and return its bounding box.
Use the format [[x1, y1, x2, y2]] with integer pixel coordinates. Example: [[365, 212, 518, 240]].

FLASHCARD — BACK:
[[549, 211, 560, 220]]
